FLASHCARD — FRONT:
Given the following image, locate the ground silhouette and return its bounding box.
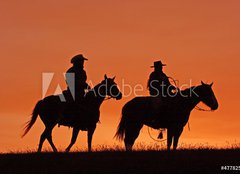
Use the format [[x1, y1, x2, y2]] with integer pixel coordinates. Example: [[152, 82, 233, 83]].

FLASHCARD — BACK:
[[0, 149, 239, 174]]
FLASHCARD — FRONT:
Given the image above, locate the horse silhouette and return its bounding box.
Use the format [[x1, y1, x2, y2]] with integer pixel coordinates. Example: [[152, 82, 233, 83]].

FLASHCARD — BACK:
[[115, 81, 218, 151], [22, 74, 122, 152]]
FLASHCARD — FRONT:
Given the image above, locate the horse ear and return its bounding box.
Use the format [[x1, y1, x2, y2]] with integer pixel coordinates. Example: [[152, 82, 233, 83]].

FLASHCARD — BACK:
[[210, 82, 213, 87], [112, 76, 116, 81], [104, 74, 107, 79], [201, 81, 205, 85]]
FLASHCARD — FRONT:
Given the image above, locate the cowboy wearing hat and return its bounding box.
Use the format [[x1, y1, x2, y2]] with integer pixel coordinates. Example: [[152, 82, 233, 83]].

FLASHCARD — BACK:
[[147, 60, 177, 137], [147, 60, 176, 97], [65, 54, 90, 102]]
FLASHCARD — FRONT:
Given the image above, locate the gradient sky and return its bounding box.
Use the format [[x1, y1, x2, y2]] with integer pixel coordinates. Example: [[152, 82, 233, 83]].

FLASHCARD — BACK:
[[0, 0, 239, 152]]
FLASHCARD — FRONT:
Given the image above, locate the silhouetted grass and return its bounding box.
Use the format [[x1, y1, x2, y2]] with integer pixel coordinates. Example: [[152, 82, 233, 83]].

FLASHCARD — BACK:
[[0, 144, 239, 174]]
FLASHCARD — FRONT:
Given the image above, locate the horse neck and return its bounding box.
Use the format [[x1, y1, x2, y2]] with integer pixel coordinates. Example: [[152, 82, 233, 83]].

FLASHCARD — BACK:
[[180, 86, 201, 113], [90, 83, 106, 107]]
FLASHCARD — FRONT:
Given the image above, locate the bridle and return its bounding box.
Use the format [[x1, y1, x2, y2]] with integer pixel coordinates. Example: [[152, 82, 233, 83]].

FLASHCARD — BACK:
[[104, 96, 112, 101], [194, 105, 213, 112]]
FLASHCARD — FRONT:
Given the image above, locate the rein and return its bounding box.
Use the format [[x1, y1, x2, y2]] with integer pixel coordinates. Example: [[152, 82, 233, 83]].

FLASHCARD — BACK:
[[194, 105, 213, 112]]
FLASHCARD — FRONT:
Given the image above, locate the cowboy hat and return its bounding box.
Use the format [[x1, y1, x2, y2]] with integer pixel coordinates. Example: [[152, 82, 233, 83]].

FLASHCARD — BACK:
[[150, 60, 166, 68], [71, 54, 88, 64]]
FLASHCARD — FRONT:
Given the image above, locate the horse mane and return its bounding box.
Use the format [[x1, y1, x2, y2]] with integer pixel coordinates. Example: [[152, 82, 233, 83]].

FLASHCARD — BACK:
[[180, 85, 200, 97]]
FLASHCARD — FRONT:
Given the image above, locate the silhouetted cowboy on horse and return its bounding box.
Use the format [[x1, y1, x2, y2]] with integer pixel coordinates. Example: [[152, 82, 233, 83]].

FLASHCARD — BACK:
[[147, 60, 177, 120], [147, 60, 178, 138], [115, 60, 218, 151], [61, 54, 92, 128], [64, 54, 90, 102]]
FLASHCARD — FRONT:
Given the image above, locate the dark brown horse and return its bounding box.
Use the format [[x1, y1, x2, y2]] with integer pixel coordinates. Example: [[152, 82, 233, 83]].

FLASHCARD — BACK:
[[22, 75, 122, 152], [115, 81, 218, 151]]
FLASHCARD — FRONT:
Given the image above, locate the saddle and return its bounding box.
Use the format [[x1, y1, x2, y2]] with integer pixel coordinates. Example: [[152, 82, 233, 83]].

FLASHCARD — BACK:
[[147, 95, 179, 128], [57, 90, 99, 128], [149, 96, 173, 114]]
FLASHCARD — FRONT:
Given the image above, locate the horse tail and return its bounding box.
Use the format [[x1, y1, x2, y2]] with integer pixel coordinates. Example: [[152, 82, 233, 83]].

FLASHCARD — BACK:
[[21, 100, 43, 138], [114, 105, 128, 141]]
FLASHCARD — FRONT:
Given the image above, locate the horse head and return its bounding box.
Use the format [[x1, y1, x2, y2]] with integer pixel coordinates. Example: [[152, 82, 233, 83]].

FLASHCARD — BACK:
[[198, 81, 218, 110], [100, 74, 122, 100]]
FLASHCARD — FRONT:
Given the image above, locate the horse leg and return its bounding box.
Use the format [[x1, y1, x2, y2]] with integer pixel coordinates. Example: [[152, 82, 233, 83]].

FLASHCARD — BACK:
[[124, 123, 143, 151], [87, 125, 96, 152], [167, 128, 173, 151], [37, 128, 49, 152], [65, 127, 80, 152], [173, 127, 183, 150], [46, 125, 57, 152]]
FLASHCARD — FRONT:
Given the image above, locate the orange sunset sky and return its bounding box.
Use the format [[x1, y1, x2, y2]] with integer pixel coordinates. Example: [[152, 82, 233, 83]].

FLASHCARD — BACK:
[[0, 0, 239, 152]]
